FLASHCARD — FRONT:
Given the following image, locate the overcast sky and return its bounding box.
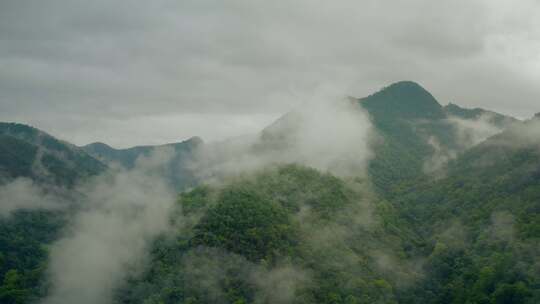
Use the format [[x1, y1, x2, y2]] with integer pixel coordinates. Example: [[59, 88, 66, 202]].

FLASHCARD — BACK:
[[1, 0, 539, 147]]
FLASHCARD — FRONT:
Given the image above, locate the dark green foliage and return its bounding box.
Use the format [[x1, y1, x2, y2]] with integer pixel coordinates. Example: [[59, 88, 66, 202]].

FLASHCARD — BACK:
[[117, 165, 416, 304], [191, 186, 297, 262], [359, 82, 517, 194], [0, 122, 105, 303], [0, 211, 65, 304], [0, 135, 38, 181], [391, 122, 540, 304], [2, 83, 538, 304], [0, 122, 106, 187], [359, 82, 451, 193], [116, 85, 537, 303], [360, 81, 445, 120]]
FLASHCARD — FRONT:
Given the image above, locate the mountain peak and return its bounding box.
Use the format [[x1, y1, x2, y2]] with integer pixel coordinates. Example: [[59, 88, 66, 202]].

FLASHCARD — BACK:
[[84, 142, 112, 149], [360, 80, 444, 119], [384, 80, 425, 90], [185, 136, 204, 146], [376, 81, 437, 102]]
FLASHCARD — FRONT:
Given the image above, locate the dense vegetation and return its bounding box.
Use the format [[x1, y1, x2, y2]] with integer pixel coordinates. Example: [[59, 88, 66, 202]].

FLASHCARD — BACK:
[[0, 123, 105, 187], [115, 143, 539, 303], [117, 165, 422, 304], [359, 81, 516, 193], [393, 122, 540, 303], [0, 82, 538, 303], [0, 211, 65, 304], [0, 123, 104, 303]]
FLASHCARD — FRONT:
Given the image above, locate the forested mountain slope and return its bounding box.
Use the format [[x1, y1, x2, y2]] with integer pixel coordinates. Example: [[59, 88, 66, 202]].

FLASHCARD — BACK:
[[1, 81, 536, 304], [443, 103, 519, 128], [358, 81, 517, 193], [115, 109, 540, 303], [391, 117, 540, 303], [0, 123, 107, 303], [0, 122, 105, 187], [83, 137, 202, 190], [117, 165, 423, 304], [82, 137, 202, 170]]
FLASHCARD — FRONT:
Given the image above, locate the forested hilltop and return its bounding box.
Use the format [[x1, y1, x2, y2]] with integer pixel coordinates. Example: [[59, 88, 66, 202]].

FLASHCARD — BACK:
[[0, 81, 538, 304]]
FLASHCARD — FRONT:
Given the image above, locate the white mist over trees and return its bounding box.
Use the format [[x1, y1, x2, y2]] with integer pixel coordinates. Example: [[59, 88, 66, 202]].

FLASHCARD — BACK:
[[190, 89, 376, 181], [41, 150, 178, 304]]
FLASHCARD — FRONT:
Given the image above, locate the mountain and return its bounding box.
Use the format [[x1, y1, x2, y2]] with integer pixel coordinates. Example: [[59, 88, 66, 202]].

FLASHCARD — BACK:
[[361, 81, 446, 120], [117, 165, 422, 304], [400, 115, 540, 226], [82, 137, 203, 190], [116, 83, 535, 304], [2, 81, 537, 304], [358, 81, 517, 193], [82, 137, 202, 169], [388, 117, 540, 303], [119, 117, 538, 303], [256, 80, 518, 190], [0, 122, 106, 187], [0, 123, 107, 303]]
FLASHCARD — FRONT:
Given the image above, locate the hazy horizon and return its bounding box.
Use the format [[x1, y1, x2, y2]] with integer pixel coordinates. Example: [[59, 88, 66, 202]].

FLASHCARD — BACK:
[[1, 1, 539, 147]]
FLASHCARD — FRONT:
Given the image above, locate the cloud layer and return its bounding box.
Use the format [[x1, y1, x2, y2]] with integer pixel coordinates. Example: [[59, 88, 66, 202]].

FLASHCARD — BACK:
[[1, 0, 539, 147]]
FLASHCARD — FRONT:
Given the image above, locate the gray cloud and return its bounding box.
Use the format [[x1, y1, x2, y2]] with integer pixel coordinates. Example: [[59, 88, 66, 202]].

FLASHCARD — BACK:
[[41, 149, 177, 304], [1, 0, 539, 147], [423, 113, 507, 174], [0, 178, 64, 216], [189, 88, 375, 180]]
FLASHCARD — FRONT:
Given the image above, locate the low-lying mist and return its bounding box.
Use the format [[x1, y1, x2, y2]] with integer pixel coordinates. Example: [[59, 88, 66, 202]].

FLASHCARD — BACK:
[[190, 91, 376, 182], [423, 113, 506, 174], [41, 149, 178, 304], [1, 90, 382, 303], [0, 178, 65, 217]]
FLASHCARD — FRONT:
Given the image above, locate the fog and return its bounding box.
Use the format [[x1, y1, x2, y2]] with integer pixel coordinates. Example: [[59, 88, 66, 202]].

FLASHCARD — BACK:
[[190, 88, 376, 181], [3, 1, 539, 146], [0, 178, 64, 217], [424, 113, 506, 174], [41, 149, 177, 304]]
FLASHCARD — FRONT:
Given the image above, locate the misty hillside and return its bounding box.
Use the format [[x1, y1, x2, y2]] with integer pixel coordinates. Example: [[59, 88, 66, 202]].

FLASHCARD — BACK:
[[261, 81, 518, 193], [117, 113, 540, 303], [0, 123, 108, 304], [117, 165, 422, 304], [0, 123, 106, 187], [358, 81, 518, 193], [4, 1, 540, 303], [82, 137, 202, 170], [1, 81, 539, 304], [443, 103, 519, 128], [82, 137, 203, 190], [388, 117, 540, 303]]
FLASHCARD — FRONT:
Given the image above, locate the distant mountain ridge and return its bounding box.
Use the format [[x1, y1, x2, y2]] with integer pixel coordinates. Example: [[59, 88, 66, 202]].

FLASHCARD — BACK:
[[0, 81, 519, 190], [83, 137, 203, 190], [82, 137, 203, 169], [1, 80, 538, 304], [0, 122, 106, 187]]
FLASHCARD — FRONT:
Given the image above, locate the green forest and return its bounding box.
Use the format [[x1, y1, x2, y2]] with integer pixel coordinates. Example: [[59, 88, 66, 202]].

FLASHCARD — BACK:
[[0, 82, 539, 303]]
